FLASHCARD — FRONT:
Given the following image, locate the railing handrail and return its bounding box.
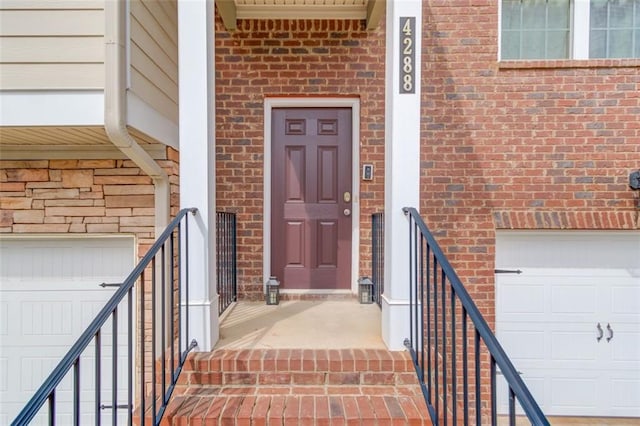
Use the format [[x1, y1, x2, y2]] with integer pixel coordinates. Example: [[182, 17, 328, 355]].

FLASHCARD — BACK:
[[12, 207, 198, 425], [402, 207, 549, 425]]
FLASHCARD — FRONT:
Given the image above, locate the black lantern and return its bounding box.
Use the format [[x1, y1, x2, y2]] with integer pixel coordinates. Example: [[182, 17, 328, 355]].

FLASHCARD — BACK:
[[265, 276, 280, 305], [358, 276, 374, 304]]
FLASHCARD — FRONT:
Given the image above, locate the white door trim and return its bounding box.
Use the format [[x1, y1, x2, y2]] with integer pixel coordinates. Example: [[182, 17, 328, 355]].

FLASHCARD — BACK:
[[263, 97, 361, 294]]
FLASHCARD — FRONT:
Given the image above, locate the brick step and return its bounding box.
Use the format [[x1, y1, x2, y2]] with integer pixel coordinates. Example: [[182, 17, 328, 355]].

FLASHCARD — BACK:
[[178, 349, 417, 389], [150, 348, 432, 425], [161, 393, 431, 426]]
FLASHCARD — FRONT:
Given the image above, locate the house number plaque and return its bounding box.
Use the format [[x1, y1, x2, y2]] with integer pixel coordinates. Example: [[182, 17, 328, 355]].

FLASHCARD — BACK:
[[399, 17, 415, 94]]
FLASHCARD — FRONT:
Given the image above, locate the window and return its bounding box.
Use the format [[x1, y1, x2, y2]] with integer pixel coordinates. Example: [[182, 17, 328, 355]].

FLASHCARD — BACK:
[[590, 0, 640, 58], [501, 0, 570, 59], [500, 0, 640, 60]]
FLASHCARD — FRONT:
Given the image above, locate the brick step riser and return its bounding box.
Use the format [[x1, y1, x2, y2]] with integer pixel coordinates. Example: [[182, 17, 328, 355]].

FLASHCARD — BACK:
[[175, 349, 417, 389], [181, 349, 414, 374], [182, 370, 419, 387]]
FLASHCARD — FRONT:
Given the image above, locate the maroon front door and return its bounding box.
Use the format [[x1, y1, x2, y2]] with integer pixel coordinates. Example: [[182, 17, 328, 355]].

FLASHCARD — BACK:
[[271, 108, 352, 290]]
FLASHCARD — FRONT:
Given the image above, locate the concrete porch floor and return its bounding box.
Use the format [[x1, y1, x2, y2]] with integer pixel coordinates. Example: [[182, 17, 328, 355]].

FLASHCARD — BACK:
[[214, 300, 386, 350]]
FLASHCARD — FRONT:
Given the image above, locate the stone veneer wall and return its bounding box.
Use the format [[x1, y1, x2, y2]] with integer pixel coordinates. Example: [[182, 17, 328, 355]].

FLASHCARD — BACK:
[[0, 150, 180, 257]]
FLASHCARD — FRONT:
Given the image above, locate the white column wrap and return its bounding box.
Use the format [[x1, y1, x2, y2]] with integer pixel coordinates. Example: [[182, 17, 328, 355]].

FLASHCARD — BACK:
[[382, 0, 422, 350], [178, 0, 219, 351]]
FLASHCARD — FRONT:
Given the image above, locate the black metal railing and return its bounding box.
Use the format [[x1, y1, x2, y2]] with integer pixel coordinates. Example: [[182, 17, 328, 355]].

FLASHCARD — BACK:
[[216, 212, 237, 314], [402, 207, 549, 426], [371, 212, 385, 307], [12, 208, 199, 426]]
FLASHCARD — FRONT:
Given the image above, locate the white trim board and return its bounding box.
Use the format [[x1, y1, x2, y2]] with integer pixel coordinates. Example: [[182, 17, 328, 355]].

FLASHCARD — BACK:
[[0, 90, 104, 126], [127, 92, 179, 149], [263, 97, 361, 295]]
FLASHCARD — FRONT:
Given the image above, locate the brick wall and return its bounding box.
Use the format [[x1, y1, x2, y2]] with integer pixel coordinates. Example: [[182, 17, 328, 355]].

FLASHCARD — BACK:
[[421, 0, 640, 317], [215, 18, 386, 300], [0, 150, 180, 256]]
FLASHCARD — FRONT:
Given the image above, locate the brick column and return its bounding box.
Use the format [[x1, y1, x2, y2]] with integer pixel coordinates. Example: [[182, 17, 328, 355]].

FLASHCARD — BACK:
[[178, 0, 218, 351], [382, 0, 422, 350]]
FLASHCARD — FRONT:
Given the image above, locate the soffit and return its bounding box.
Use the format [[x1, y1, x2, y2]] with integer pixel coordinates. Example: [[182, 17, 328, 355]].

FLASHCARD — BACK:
[[0, 126, 167, 160], [216, 0, 385, 30]]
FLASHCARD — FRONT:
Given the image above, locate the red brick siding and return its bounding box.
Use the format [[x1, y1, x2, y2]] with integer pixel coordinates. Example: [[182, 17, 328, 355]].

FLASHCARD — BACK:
[[215, 17, 386, 300], [421, 3, 639, 415], [421, 1, 639, 318]]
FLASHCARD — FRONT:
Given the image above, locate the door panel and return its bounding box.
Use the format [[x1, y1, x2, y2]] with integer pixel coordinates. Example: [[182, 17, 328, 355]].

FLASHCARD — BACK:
[[271, 108, 352, 290]]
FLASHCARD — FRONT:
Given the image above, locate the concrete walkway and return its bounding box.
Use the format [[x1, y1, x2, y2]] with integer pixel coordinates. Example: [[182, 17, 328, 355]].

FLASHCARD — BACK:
[[215, 300, 385, 350]]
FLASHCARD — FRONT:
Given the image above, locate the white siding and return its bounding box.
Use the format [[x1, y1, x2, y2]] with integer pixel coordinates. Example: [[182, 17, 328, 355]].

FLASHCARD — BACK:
[[129, 0, 178, 124], [0, 2, 105, 90]]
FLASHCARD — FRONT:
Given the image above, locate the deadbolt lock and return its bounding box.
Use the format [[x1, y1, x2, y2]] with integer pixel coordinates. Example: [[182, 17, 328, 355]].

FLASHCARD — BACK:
[[343, 191, 351, 203]]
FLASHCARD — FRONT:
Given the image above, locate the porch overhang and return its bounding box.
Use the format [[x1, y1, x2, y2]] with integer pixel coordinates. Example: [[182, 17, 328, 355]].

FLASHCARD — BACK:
[[215, 0, 385, 30]]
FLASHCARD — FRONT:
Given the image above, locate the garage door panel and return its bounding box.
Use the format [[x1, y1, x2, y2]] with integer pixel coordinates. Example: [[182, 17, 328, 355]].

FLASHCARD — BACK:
[[20, 300, 74, 337], [550, 376, 599, 410], [534, 368, 604, 416], [500, 330, 545, 361], [497, 284, 544, 314], [0, 301, 8, 336], [496, 231, 640, 418], [0, 237, 135, 424], [611, 378, 640, 414], [2, 241, 133, 280], [550, 330, 597, 361], [496, 232, 639, 269], [609, 326, 640, 362], [0, 358, 7, 392], [497, 373, 546, 415], [551, 285, 597, 314], [611, 284, 640, 315], [20, 356, 71, 393]]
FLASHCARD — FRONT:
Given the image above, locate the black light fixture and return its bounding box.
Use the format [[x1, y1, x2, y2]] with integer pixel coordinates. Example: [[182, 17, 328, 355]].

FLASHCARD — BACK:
[[358, 276, 374, 304], [265, 276, 280, 305], [630, 170, 640, 190]]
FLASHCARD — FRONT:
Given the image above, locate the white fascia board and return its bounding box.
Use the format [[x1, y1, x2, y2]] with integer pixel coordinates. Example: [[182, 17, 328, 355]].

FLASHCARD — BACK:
[[127, 92, 179, 149], [0, 90, 104, 126]]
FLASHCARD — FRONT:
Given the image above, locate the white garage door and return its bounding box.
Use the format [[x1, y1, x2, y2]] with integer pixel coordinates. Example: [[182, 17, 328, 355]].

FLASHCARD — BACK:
[[0, 237, 135, 424], [496, 231, 640, 418]]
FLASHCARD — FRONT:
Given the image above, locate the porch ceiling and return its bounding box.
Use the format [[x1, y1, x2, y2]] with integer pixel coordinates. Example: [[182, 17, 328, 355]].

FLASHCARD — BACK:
[[215, 0, 385, 30], [0, 126, 167, 160]]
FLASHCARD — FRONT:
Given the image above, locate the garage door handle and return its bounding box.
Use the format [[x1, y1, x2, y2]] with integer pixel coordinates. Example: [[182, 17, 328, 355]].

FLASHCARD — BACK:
[[100, 404, 130, 410], [596, 323, 603, 342], [606, 323, 614, 342], [100, 282, 122, 288]]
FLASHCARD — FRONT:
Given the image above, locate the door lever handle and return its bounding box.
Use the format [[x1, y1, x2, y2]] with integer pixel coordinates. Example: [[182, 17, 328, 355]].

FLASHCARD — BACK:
[[596, 322, 603, 342], [606, 323, 614, 342]]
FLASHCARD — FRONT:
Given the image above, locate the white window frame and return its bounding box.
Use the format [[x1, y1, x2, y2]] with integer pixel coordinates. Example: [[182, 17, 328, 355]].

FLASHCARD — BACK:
[[573, 0, 591, 59]]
